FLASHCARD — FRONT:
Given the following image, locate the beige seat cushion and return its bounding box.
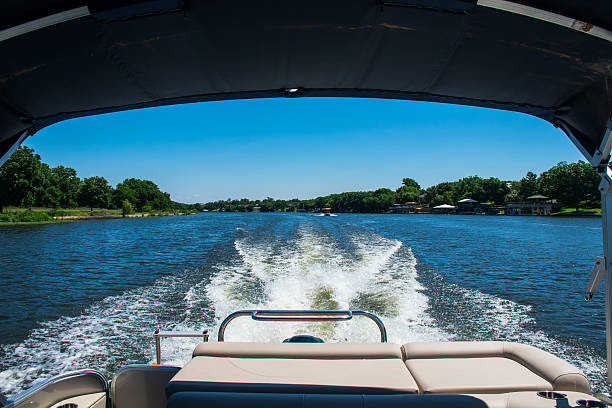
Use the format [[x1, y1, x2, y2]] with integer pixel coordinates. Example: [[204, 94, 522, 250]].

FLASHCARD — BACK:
[[168, 355, 419, 394], [193, 342, 403, 359], [170, 341, 420, 396], [406, 357, 551, 394], [402, 342, 590, 394]]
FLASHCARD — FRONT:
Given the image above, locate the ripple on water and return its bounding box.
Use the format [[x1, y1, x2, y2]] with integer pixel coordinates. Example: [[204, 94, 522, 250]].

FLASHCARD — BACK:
[[0, 214, 606, 395]]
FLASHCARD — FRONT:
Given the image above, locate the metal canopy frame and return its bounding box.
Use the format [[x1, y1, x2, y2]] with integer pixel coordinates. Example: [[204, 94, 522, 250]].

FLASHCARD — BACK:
[[0, 130, 29, 168], [0, 6, 90, 43], [0, 0, 611, 392], [563, 118, 612, 386], [477, 0, 612, 43]]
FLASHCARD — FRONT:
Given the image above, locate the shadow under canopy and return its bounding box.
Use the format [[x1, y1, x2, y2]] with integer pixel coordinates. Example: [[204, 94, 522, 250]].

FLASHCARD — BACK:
[[0, 0, 611, 160]]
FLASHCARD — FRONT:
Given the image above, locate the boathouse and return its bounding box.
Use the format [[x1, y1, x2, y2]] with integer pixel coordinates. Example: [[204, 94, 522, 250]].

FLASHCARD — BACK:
[[457, 198, 479, 214], [505, 195, 553, 215], [390, 202, 417, 214], [432, 204, 456, 214]]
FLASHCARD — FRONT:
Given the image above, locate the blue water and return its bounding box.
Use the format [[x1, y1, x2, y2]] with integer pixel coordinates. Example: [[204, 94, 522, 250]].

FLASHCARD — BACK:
[[0, 213, 605, 395]]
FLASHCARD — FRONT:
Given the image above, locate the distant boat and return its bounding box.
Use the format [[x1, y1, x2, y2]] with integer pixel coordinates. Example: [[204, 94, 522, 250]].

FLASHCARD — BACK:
[[320, 208, 336, 217], [311, 208, 337, 217]]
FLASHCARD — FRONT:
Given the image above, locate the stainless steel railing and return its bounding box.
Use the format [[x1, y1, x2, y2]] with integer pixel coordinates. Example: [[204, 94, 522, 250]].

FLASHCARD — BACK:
[[217, 309, 387, 342], [153, 330, 210, 364], [4, 369, 108, 408]]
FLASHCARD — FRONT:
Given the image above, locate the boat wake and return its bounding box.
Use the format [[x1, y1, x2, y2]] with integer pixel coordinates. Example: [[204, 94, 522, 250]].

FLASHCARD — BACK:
[[0, 217, 606, 395], [202, 225, 446, 343], [421, 269, 607, 392]]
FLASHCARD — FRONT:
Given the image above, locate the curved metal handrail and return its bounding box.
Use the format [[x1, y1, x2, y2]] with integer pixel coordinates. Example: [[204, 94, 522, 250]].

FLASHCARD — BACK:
[[217, 309, 387, 342], [5, 369, 108, 408]]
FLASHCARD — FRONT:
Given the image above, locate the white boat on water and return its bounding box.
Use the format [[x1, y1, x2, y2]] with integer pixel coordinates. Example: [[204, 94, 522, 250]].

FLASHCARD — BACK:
[[314, 208, 337, 217], [1, 1, 612, 407]]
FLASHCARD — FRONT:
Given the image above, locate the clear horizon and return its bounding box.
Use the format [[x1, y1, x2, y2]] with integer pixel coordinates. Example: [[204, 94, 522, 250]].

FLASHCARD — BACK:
[[24, 98, 584, 203]]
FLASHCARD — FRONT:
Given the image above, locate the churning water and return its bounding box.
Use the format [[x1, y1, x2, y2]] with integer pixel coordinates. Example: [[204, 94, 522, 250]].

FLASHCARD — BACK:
[[0, 213, 605, 396]]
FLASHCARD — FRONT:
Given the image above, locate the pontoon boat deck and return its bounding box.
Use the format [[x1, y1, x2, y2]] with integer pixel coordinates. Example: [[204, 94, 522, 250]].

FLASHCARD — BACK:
[[4, 310, 602, 408], [2, 0, 612, 406]]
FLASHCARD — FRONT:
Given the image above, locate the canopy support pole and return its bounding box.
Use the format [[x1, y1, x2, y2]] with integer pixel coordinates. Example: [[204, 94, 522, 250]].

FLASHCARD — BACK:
[[0, 130, 30, 168], [594, 121, 612, 387], [599, 169, 612, 386], [563, 119, 612, 387]]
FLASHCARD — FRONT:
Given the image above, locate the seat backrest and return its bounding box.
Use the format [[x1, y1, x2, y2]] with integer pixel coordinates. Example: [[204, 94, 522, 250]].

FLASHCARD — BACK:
[[111, 365, 180, 408], [192, 342, 402, 359]]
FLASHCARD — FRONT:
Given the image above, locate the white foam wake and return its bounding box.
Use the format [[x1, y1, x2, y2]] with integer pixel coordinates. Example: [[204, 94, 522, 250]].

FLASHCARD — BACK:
[[204, 226, 447, 343], [435, 281, 607, 392], [0, 272, 204, 396]]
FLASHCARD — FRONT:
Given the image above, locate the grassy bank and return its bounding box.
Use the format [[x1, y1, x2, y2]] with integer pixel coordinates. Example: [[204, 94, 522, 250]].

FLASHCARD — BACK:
[[553, 207, 601, 216], [0, 207, 196, 224], [0, 209, 57, 225]]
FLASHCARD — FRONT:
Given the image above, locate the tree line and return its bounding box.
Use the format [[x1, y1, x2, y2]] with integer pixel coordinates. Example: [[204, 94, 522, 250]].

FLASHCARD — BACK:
[[0, 147, 176, 213], [0, 147, 600, 214], [202, 161, 601, 213]]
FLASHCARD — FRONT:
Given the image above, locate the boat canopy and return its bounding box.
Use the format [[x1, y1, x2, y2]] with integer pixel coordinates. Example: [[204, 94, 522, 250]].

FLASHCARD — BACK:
[[4, 0, 612, 390], [1, 0, 612, 162]]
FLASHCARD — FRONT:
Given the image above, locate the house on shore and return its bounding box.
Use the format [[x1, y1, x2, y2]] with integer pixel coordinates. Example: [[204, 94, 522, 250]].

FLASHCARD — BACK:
[[457, 198, 479, 214], [415, 206, 432, 214], [505, 195, 553, 215], [390, 202, 417, 214], [252, 206, 261, 213], [457, 199, 500, 215]]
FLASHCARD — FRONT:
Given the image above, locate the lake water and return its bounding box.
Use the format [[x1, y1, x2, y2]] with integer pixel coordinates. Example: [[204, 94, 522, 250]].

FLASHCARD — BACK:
[[0, 213, 606, 395]]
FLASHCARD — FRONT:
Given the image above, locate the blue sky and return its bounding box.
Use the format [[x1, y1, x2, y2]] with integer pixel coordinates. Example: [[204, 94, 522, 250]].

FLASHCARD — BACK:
[[25, 98, 583, 203]]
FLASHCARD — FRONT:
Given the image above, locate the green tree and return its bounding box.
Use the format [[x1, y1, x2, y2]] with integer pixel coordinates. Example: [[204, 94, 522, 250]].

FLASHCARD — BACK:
[[80, 176, 112, 211], [374, 188, 396, 212], [518, 171, 538, 200], [113, 182, 138, 209], [114, 178, 173, 211], [425, 182, 455, 206], [505, 181, 521, 203], [122, 199, 135, 216], [401, 178, 420, 190], [50, 166, 82, 208], [396, 178, 421, 203], [455, 176, 486, 202], [539, 161, 600, 211], [481, 177, 509, 204], [314, 196, 332, 210], [260, 197, 276, 212], [0, 146, 51, 211]]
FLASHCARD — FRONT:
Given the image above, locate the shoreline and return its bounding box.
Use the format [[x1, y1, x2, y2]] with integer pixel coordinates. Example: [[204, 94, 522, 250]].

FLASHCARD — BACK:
[[52, 213, 195, 221], [0, 220, 74, 226], [0, 211, 600, 225], [207, 211, 602, 217], [0, 212, 196, 226]]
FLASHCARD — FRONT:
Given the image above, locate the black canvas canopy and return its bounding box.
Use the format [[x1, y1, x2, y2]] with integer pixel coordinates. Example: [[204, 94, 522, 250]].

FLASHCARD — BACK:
[[1, 0, 612, 162]]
